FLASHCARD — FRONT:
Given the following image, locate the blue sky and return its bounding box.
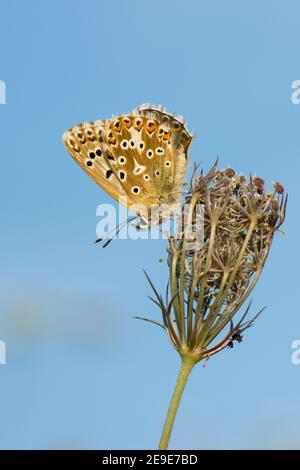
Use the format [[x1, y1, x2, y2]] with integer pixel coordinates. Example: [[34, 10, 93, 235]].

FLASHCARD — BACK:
[[0, 0, 299, 449]]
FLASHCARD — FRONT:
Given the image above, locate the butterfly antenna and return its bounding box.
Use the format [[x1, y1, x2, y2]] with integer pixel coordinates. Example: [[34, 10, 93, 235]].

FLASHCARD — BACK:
[[94, 216, 137, 248]]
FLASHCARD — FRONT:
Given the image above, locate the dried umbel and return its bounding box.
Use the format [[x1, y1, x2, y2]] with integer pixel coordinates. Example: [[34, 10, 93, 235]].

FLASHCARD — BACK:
[[139, 161, 287, 449], [147, 162, 287, 363]]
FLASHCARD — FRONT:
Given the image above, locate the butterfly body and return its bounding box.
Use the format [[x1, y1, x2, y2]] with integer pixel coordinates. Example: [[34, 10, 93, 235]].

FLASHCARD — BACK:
[[63, 104, 192, 224]]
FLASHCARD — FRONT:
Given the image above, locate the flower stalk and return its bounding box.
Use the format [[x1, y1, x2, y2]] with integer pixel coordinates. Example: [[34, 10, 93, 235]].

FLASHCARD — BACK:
[[158, 355, 196, 450]]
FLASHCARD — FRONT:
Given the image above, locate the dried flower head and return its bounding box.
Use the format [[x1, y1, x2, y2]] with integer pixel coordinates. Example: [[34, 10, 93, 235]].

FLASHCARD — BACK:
[[143, 162, 287, 363]]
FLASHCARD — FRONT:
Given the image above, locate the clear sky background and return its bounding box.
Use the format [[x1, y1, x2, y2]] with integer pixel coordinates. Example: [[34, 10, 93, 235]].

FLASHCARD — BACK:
[[0, 0, 299, 450]]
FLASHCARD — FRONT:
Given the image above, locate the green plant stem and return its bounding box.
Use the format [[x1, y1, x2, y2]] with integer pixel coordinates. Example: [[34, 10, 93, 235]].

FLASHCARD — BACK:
[[158, 355, 196, 450]]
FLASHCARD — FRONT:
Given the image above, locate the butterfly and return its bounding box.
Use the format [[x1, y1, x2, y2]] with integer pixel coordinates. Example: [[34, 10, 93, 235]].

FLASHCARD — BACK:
[[63, 104, 192, 229]]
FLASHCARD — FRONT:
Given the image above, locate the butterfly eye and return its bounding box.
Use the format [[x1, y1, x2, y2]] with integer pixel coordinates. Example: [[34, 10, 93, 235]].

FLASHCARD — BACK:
[[146, 150, 154, 159], [131, 186, 141, 195], [118, 156, 126, 165], [156, 147, 164, 155], [165, 161, 171, 168], [121, 140, 128, 149], [118, 170, 127, 181]]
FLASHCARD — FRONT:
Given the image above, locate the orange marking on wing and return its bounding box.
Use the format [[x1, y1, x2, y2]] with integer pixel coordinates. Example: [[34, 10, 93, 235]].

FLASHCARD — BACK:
[[134, 118, 144, 131], [106, 130, 117, 145], [162, 131, 171, 141], [122, 117, 132, 129], [146, 121, 158, 134], [112, 120, 122, 133]]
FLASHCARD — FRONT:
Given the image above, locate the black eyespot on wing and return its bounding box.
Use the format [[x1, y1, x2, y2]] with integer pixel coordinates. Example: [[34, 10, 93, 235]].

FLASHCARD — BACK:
[[106, 169, 113, 179], [89, 152, 96, 159], [119, 156, 126, 164], [87, 161, 93, 167], [96, 149, 102, 157], [147, 150, 153, 158]]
